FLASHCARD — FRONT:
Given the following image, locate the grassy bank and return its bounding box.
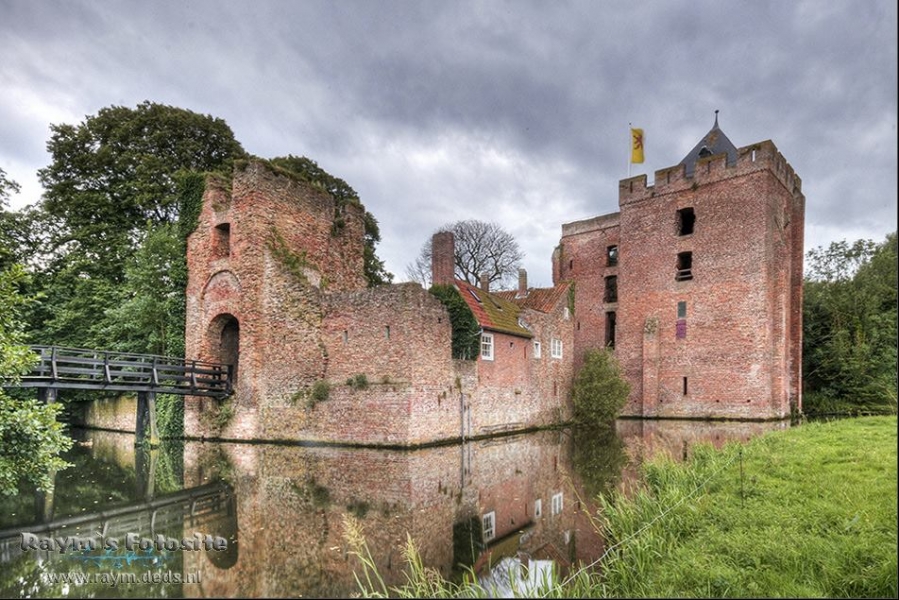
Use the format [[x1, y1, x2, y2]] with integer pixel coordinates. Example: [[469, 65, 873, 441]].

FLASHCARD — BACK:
[[595, 415, 897, 598], [348, 416, 897, 598]]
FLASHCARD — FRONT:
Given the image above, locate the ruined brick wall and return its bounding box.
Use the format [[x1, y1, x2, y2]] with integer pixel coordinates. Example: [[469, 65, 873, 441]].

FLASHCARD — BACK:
[[185, 159, 581, 445], [322, 283, 454, 385], [559, 140, 803, 420], [184, 160, 368, 440]]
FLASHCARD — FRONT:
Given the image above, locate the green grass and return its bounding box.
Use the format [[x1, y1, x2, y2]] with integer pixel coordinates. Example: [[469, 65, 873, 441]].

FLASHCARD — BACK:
[[348, 416, 898, 598], [595, 415, 898, 598]]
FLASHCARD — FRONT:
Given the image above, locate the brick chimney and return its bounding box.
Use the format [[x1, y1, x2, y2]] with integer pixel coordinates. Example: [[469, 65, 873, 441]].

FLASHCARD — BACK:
[[517, 268, 528, 298], [479, 272, 490, 292], [431, 231, 455, 286]]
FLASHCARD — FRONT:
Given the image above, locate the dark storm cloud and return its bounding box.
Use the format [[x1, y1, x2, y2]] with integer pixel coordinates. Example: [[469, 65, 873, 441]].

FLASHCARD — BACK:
[[0, 0, 896, 285]]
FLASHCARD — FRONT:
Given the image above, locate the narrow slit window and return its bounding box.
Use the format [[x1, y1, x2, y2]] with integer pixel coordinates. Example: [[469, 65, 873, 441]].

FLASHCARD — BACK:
[[676, 208, 695, 236], [482, 512, 496, 542], [683, 377, 689, 395], [605, 311, 616, 348], [604, 275, 618, 303]]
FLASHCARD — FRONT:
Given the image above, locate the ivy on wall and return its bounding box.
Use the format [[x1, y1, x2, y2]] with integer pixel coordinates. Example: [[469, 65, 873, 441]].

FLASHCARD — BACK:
[[175, 171, 208, 240], [268, 228, 312, 285], [429, 284, 481, 360]]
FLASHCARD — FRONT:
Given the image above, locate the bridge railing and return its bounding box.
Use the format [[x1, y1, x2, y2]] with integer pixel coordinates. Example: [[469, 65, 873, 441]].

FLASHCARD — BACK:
[[16, 346, 233, 397]]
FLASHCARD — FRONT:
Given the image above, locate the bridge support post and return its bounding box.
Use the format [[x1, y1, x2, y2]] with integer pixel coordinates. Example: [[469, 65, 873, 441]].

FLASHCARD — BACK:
[[37, 388, 58, 403], [136, 391, 160, 448]]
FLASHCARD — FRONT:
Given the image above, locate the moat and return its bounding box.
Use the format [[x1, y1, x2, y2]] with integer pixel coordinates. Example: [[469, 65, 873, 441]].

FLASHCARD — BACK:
[[0, 418, 789, 598]]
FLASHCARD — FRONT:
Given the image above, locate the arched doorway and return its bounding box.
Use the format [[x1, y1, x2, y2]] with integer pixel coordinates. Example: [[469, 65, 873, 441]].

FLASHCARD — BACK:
[[208, 314, 240, 386]]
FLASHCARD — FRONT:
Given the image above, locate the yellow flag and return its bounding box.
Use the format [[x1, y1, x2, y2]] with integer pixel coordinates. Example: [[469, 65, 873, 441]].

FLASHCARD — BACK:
[[631, 128, 644, 163]]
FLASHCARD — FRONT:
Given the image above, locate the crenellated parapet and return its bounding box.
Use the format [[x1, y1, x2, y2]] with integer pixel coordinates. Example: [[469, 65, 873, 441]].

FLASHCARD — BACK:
[[619, 140, 803, 207]]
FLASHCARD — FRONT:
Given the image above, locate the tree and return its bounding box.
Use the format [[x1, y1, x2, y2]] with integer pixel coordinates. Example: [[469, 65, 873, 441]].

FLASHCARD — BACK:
[[0, 167, 19, 206], [0, 168, 22, 268], [803, 232, 897, 413], [36, 101, 246, 281], [572, 348, 631, 425], [0, 264, 72, 495], [98, 222, 187, 357], [406, 220, 524, 289], [16, 102, 246, 354]]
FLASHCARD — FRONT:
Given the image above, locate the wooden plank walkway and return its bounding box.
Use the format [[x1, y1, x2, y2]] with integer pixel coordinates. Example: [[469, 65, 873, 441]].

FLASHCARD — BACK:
[[11, 345, 232, 398]]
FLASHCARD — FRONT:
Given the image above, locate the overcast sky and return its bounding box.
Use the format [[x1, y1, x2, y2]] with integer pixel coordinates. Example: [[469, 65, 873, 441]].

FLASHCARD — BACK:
[[1, 0, 896, 287]]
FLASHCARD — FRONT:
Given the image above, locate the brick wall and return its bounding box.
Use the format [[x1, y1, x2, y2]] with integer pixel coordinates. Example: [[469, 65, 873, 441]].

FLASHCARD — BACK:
[[184, 160, 575, 446], [558, 140, 803, 420]]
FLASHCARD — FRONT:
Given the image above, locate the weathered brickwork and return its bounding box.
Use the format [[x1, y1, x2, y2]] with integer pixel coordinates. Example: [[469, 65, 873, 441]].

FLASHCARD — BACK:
[[185, 159, 574, 446], [556, 137, 804, 420]]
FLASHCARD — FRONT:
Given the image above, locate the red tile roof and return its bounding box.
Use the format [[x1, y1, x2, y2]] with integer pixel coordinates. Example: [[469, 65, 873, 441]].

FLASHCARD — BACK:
[[456, 279, 572, 338]]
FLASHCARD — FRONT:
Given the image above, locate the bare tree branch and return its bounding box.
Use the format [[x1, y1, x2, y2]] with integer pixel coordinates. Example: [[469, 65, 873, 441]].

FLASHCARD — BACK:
[[405, 219, 523, 289]]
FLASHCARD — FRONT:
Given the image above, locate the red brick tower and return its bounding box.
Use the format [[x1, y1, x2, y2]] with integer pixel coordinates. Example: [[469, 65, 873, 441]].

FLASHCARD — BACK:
[[556, 116, 804, 420], [183, 159, 367, 439]]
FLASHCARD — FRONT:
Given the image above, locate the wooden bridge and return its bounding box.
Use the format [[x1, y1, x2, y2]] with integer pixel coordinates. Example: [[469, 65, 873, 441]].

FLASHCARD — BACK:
[[3, 346, 234, 445], [15, 345, 233, 398]]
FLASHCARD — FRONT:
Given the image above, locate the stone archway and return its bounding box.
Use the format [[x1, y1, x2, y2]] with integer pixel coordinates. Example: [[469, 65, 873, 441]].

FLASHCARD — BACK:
[[208, 314, 240, 385]]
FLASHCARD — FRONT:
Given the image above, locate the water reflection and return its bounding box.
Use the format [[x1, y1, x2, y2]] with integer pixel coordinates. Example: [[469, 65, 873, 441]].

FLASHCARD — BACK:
[[0, 418, 789, 598]]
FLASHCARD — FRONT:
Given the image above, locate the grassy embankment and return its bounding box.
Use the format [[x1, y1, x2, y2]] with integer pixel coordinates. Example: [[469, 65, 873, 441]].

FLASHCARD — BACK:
[[347, 415, 898, 598]]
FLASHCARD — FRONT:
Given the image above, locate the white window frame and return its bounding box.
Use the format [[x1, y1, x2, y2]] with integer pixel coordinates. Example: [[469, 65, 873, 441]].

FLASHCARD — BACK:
[[481, 332, 494, 361], [551, 492, 563, 516], [482, 511, 496, 542], [551, 338, 563, 359], [533, 340, 541, 359], [534, 498, 542, 518]]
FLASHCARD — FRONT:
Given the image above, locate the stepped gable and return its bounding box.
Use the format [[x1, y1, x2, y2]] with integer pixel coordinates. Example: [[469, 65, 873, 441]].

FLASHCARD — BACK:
[[679, 110, 738, 176], [454, 279, 533, 338]]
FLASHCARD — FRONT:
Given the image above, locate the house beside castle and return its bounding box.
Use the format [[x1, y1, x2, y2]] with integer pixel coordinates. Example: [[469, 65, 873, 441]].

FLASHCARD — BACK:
[[183, 160, 574, 446], [554, 116, 805, 420]]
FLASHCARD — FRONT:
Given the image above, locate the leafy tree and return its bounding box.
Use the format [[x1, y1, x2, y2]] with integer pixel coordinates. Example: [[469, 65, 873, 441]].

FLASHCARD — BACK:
[[0, 167, 18, 204], [269, 155, 393, 287], [0, 168, 22, 268], [572, 348, 630, 425], [803, 232, 897, 413], [406, 220, 524, 289], [37, 101, 245, 269], [0, 264, 72, 495], [18, 102, 245, 352], [98, 222, 187, 357]]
